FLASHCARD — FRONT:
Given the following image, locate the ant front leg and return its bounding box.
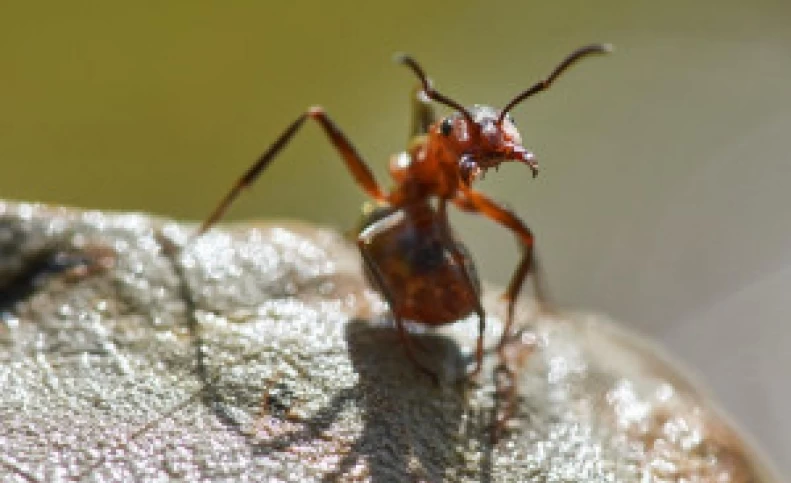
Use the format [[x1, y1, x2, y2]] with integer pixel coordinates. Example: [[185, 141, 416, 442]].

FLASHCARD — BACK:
[[197, 107, 386, 235], [453, 190, 550, 348], [454, 190, 549, 440]]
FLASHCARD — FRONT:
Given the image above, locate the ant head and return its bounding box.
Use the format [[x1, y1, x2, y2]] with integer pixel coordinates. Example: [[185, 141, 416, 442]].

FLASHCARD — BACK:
[[432, 105, 537, 185], [396, 44, 610, 186]]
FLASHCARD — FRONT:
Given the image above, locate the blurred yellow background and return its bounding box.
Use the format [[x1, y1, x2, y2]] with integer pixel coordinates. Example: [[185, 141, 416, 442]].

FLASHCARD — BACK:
[[1, 0, 789, 470]]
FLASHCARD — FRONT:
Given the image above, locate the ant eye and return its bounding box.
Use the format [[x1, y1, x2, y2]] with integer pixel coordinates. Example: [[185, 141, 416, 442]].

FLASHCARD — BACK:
[[439, 118, 453, 136]]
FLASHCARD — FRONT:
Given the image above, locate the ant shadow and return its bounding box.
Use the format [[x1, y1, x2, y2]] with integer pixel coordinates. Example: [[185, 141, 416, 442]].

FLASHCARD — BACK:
[[158, 232, 503, 482], [205, 318, 499, 482]]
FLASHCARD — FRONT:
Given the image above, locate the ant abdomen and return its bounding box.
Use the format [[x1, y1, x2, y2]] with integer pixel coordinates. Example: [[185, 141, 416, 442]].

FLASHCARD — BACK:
[[357, 202, 480, 325]]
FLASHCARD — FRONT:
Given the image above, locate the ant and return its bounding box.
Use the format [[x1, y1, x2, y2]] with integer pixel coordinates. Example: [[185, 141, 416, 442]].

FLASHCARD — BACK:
[[196, 44, 610, 383]]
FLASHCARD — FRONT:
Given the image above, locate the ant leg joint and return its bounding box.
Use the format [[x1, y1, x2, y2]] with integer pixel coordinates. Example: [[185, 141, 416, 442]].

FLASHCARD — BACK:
[[307, 106, 325, 117]]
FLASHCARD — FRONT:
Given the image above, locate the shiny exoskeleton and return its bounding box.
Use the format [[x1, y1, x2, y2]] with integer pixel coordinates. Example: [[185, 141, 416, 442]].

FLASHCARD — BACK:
[[196, 44, 610, 382], [356, 202, 481, 325]]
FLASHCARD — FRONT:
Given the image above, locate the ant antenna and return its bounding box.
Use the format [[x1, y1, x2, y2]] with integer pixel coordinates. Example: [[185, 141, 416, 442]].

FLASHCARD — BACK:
[[395, 54, 476, 126], [497, 43, 612, 124]]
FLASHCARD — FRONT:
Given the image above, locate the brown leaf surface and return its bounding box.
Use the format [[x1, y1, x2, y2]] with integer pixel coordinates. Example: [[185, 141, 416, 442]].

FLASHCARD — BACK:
[[0, 201, 779, 482]]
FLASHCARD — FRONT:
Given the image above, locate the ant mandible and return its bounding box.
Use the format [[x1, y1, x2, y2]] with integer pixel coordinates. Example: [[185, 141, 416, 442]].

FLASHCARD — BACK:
[[196, 44, 610, 383]]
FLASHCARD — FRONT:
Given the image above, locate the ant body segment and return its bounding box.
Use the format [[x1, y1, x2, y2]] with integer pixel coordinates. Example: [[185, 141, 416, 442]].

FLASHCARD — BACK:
[[197, 44, 610, 382]]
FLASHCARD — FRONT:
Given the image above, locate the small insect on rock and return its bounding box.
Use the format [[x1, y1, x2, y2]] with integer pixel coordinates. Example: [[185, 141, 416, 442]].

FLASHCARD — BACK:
[[196, 44, 611, 383]]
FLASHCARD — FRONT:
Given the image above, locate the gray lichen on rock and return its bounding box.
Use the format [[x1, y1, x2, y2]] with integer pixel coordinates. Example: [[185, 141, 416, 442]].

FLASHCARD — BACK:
[[0, 201, 779, 482]]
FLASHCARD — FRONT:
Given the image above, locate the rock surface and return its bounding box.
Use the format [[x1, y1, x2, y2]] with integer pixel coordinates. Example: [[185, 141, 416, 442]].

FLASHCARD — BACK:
[[0, 201, 779, 482]]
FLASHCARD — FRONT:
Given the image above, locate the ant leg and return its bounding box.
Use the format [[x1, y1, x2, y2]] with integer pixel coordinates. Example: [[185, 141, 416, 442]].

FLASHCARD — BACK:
[[454, 191, 559, 440], [409, 84, 436, 138], [452, 190, 550, 349], [491, 360, 516, 442], [357, 213, 440, 384], [436, 198, 486, 379], [453, 191, 546, 440], [197, 107, 386, 235]]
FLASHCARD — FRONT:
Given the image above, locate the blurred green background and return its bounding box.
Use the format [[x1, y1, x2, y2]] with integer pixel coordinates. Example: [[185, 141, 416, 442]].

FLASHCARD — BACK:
[[1, 0, 789, 471]]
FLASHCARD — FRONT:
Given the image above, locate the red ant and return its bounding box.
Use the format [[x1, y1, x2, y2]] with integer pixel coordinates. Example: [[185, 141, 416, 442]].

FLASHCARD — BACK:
[[196, 44, 610, 383]]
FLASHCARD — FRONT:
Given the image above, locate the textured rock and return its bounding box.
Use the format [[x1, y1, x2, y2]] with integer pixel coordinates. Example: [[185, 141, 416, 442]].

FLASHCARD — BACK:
[[0, 201, 779, 482]]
